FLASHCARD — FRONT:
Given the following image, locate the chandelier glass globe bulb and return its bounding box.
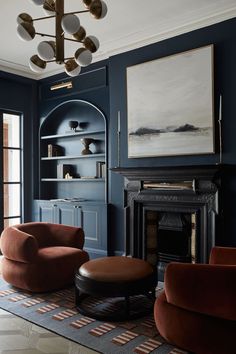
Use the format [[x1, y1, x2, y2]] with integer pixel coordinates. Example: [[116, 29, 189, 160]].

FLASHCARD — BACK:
[[89, 0, 107, 19], [29, 0, 44, 5], [73, 26, 86, 42], [84, 35, 99, 53], [82, 0, 92, 9], [37, 41, 56, 60], [17, 22, 36, 41], [65, 59, 81, 77], [17, 13, 32, 25], [29, 55, 47, 73], [75, 48, 92, 67], [43, 0, 56, 15], [61, 14, 80, 35]]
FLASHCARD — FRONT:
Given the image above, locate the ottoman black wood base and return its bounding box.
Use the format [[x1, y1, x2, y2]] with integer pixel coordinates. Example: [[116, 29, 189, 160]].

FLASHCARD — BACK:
[[75, 256, 157, 321]]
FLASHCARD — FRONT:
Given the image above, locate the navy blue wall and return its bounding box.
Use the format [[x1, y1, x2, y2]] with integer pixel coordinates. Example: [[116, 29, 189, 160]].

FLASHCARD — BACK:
[[0, 71, 38, 225], [108, 18, 236, 252]]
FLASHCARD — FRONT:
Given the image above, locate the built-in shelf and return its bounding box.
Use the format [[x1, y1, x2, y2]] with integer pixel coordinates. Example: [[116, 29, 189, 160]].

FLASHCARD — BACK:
[[41, 130, 105, 140], [41, 178, 105, 182], [41, 153, 105, 161]]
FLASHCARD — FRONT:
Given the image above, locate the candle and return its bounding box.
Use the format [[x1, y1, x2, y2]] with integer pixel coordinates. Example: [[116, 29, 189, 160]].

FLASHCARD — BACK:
[[117, 111, 121, 132], [219, 95, 222, 121]]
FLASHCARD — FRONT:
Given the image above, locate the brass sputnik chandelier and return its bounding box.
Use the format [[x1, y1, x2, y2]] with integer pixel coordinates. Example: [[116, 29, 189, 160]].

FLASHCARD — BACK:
[[16, 0, 107, 76]]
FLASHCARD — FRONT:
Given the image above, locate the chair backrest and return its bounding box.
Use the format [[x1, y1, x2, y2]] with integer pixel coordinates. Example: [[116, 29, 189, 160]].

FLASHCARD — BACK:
[[209, 246, 236, 265], [16, 222, 85, 249], [17, 222, 55, 248]]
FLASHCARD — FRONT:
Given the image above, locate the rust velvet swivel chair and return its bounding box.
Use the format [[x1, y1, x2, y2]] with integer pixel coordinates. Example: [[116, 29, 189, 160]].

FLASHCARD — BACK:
[[154, 247, 236, 354], [0, 222, 89, 292]]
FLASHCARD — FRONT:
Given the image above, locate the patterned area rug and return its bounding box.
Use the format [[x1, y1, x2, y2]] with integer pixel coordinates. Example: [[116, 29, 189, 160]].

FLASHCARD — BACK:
[[0, 277, 189, 354]]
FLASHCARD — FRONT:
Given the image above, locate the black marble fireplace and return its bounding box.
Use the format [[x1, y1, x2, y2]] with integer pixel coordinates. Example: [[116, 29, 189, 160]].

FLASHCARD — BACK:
[[113, 165, 224, 281]]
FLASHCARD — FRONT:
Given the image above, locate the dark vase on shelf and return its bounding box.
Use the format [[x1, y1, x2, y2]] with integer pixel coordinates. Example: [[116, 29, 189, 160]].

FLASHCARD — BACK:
[[68, 120, 79, 132], [81, 138, 94, 155]]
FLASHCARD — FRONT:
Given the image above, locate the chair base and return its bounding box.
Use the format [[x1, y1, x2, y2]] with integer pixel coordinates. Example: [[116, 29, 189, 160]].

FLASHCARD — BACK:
[[76, 292, 155, 321]]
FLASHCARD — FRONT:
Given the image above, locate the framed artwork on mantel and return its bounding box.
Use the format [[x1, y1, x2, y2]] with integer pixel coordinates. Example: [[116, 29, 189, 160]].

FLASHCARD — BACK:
[[126, 45, 215, 158]]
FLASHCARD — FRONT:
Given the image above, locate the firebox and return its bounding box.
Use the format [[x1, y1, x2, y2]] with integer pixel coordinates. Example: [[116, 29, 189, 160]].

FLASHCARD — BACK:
[[145, 210, 195, 280]]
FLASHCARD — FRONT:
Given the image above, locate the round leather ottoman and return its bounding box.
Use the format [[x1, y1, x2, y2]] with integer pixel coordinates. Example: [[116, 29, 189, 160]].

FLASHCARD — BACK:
[[75, 256, 157, 320]]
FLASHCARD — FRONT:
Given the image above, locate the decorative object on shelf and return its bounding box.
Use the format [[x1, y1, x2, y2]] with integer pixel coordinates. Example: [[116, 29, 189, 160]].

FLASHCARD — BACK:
[[48, 144, 62, 157], [65, 172, 73, 179], [16, 0, 107, 76], [96, 161, 105, 178], [57, 164, 72, 178], [126, 45, 215, 158], [81, 138, 94, 155], [68, 120, 79, 132]]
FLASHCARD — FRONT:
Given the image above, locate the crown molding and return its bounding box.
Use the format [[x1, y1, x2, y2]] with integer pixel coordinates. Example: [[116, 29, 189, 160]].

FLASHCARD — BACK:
[[95, 7, 236, 61], [0, 60, 38, 79]]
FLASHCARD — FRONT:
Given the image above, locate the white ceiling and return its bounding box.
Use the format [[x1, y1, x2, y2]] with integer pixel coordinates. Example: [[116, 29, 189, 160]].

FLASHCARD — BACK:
[[0, 0, 236, 80]]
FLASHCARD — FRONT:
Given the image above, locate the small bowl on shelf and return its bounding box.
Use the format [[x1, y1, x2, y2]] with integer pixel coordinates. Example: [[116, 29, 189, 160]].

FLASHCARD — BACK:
[[68, 120, 79, 132]]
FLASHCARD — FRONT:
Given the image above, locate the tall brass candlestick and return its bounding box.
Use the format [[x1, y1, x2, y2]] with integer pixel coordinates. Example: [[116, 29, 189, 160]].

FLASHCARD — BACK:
[[117, 110, 121, 167], [218, 94, 223, 164]]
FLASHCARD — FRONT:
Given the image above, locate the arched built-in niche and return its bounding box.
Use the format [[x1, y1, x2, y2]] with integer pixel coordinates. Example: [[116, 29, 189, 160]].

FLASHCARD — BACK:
[[39, 100, 107, 202]]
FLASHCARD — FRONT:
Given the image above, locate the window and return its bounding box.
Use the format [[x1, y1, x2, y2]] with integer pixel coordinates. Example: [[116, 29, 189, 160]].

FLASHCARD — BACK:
[[2, 113, 22, 230]]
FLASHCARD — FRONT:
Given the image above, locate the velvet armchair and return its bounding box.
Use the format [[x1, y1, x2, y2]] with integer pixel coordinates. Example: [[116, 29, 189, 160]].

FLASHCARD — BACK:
[[154, 246, 236, 354], [0, 222, 89, 292]]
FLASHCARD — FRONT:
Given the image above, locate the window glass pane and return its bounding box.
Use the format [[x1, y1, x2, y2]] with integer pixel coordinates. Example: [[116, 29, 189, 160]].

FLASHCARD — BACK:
[[4, 184, 21, 217], [4, 218, 21, 229], [3, 114, 20, 148], [3, 149, 20, 182]]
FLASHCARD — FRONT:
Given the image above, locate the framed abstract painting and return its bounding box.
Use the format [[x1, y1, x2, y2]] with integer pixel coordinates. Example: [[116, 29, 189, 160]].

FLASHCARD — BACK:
[[126, 45, 214, 158]]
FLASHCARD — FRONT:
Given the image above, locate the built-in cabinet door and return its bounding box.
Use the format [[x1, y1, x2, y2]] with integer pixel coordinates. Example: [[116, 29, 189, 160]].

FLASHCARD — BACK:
[[35, 201, 55, 223], [81, 205, 107, 250], [55, 203, 81, 226]]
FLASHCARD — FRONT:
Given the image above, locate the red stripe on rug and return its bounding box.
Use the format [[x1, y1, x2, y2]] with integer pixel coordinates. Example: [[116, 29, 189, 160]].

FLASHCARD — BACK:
[[53, 309, 77, 321], [89, 323, 116, 337], [70, 317, 95, 329], [133, 338, 163, 353], [22, 298, 44, 307], [112, 330, 139, 345], [0, 289, 17, 297], [37, 303, 59, 313]]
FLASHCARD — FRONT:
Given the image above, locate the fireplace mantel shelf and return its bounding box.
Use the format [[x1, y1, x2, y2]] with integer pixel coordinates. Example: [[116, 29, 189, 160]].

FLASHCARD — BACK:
[[111, 164, 233, 182]]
